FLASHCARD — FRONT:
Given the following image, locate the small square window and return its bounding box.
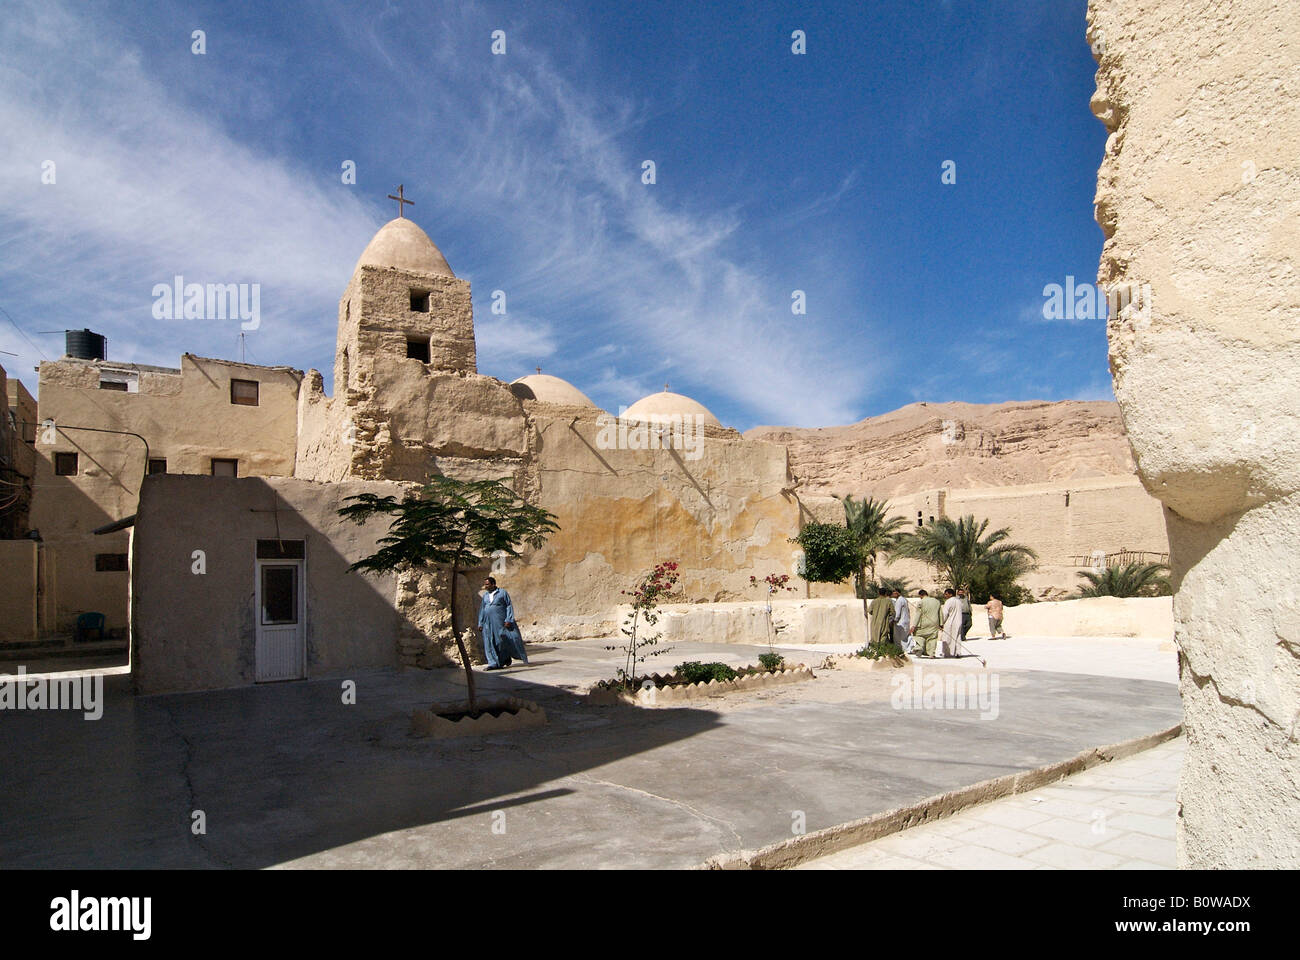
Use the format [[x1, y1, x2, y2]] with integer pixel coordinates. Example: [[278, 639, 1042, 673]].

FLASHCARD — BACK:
[[148, 458, 168, 475], [99, 371, 137, 392], [54, 452, 78, 476], [230, 379, 259, 406], [95, 553, 128, 572], [211, 458, 238, 477], [410, 290, 430, 312], [406, 337, 430, 363]]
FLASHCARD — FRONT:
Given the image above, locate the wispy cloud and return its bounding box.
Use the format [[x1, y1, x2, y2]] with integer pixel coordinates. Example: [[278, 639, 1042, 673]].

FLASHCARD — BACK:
[[0, 0, 875, 428], [0, 1, 377, 376]]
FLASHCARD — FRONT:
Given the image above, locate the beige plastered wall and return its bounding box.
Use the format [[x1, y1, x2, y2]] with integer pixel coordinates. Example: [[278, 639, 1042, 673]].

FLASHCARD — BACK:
[[31, 355, 301, 633], [879, 476, 1170, 596], [132, 474, 406, 694]]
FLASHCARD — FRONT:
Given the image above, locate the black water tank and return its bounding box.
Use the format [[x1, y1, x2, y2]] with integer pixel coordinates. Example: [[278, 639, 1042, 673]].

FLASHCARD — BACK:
[[66, 329, 106, 361]]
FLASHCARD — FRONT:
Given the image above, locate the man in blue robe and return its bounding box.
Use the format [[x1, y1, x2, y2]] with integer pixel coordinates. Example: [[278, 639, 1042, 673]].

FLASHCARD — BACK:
[[477, 576, 529, 669]]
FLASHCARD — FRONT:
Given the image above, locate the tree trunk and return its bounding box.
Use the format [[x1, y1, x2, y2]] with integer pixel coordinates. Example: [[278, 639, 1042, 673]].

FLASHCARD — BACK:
[[448, 559, 478, 714]]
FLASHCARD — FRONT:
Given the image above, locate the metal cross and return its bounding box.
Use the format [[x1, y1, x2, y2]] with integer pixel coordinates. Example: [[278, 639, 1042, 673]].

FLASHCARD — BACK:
[[387, 184, 414, 218]]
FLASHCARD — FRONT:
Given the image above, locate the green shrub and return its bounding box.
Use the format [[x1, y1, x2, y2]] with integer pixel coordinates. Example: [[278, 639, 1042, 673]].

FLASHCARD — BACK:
[[788, 522, 859, 584], [676, 661, 739, 684], [856, 639, 906, 660], [757, 652, 785, 672]]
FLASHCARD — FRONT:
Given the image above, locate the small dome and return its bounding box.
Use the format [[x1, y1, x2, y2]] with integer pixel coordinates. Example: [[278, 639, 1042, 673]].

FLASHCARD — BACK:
[[624, 390, 721, 428], [354, 218, 454, 278], [510, 374, 598, 407]]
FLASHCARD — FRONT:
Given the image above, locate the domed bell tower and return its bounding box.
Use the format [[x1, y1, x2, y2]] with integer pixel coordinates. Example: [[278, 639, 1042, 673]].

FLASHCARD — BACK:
[[335, 188, 476, 397]]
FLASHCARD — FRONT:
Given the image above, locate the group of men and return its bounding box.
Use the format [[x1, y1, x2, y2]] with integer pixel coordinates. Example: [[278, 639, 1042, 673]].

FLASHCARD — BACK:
[[868, 587, 1004, 658]]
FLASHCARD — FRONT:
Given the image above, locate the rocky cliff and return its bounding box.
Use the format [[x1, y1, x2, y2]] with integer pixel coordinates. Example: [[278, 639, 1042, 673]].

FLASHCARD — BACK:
[[745, 400, 1136, 497]]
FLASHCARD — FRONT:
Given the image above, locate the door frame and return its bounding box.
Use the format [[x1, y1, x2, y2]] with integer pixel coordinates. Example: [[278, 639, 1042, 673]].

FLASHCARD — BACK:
[[254, 554, 306, 682]]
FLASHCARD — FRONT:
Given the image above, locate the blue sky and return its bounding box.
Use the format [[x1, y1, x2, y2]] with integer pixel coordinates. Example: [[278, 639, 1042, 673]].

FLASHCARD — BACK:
[[0, 0, 1111, 430]]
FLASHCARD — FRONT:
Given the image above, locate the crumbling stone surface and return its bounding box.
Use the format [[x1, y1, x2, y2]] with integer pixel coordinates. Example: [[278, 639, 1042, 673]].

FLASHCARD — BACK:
[[1089, 0, 1300, 866], [747, 400, 1137, 498]]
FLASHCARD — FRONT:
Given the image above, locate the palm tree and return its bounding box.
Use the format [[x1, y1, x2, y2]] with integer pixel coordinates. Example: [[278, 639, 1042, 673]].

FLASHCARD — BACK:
[[838, 495, 910, 599], [892, 514, 1038, 601], [864, 575, 914, 598], [1076, 561, 1171, 598]]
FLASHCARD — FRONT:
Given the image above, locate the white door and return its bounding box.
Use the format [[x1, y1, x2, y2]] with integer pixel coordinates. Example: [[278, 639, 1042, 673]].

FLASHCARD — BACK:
[[255, 559, 305, 682]]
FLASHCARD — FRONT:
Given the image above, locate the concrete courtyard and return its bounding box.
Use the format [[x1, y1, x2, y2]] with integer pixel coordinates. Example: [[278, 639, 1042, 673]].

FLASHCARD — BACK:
[[0, 634, 1182, 869]]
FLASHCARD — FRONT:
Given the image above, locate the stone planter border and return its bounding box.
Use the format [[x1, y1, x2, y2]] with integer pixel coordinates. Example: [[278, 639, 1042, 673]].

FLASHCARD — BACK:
[[585, 664, 815, 707], [820, 653, 912, 671], [411, 696, 547, 738]]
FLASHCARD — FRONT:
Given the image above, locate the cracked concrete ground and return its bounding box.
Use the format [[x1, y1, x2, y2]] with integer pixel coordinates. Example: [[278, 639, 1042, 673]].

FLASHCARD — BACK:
[[0, 636, 1181, 869]]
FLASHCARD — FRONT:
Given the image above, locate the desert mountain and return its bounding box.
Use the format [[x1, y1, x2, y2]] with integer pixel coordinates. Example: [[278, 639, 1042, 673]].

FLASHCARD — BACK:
[[745, 400, 1137, 498]]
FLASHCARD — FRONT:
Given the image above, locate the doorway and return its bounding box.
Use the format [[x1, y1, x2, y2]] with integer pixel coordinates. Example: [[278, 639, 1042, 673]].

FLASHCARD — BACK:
[[254, 539, 305, 682]]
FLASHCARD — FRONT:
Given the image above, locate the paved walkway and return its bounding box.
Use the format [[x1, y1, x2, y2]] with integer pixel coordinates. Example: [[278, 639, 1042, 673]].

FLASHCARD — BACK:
[[0, 637, 1182, 869], [798, 735, 1182, 870]]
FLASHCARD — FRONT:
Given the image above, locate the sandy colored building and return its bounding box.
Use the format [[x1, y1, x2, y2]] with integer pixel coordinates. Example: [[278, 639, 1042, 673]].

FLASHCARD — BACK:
[[1, 362, 36, 539], [1, 362, 38, 641], [28, 347, 302, 635], [125, 216, 843, 693], [881, 475, 1169, 597], [9, 214, 1180, 692]]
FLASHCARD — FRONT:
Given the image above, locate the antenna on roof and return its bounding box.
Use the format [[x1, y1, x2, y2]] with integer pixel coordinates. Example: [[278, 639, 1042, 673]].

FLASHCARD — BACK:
[[239, 332, 246, 363]]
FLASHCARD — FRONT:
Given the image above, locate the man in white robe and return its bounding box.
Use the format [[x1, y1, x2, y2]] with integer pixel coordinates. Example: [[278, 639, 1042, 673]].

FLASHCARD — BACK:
[[891, 589, 912, 653], [940, 588, 963, 658]]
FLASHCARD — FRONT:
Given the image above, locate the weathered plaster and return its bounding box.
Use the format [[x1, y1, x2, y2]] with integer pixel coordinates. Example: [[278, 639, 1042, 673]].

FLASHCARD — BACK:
[[1089, 0, 1300, 866]]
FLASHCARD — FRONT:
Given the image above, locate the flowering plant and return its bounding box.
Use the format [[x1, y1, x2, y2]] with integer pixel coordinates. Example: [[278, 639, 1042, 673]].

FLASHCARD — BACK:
[[750, 572, 794, 656], [605, 560, 680, 689], [749, 573, 794, 593]]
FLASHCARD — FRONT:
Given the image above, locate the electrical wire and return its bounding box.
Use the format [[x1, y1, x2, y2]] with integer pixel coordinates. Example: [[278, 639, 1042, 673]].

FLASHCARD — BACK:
[[0, 303, 49, 360]]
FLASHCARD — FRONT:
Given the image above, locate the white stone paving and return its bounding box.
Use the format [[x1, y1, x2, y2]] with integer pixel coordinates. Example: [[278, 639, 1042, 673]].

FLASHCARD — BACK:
[[796, 736, 1183, 870]]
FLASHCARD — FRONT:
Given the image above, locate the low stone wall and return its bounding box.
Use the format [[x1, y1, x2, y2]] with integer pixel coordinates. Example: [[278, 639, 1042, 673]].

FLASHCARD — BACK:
[[610, 598, 868, 647], [585, 664, 816, 706], [820, 653, 911, 671], [973, 596, 1173, 640], [411, 697, 546, 738]]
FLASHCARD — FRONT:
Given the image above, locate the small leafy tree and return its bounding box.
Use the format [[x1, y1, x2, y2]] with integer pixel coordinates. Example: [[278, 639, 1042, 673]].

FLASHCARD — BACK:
[[1075, 561, 1172, 598], [838, 495, 910, 599], [340, 475, 559, 714], [789, 522, 859, 586], [606, 560, 679, 689]]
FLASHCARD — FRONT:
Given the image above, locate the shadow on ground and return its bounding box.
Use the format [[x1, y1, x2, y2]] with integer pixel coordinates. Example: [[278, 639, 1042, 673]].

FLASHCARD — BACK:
[[0, 640, 1183, 869]]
